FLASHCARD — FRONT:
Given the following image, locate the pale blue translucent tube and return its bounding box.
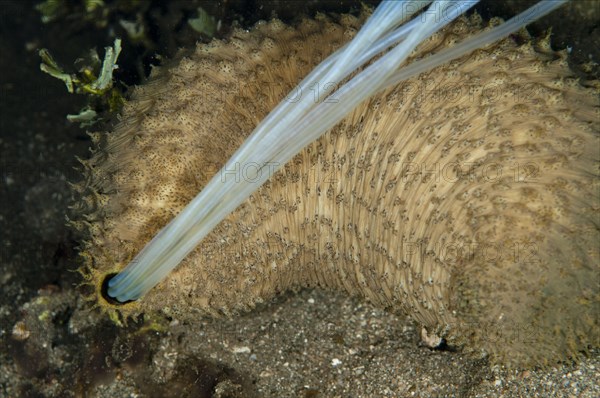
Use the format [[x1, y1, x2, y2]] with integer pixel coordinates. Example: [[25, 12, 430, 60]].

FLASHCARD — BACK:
[[109, 1, 474, 301], [108, 0, 568, 302]]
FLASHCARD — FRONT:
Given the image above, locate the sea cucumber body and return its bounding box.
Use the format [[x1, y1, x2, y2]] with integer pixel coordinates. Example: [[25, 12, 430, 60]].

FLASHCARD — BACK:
[[74, 14, 599, 366]]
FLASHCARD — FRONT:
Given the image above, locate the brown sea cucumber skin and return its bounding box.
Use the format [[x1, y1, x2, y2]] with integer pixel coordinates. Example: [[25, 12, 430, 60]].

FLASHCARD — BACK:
[[73, 14, 599, 367]]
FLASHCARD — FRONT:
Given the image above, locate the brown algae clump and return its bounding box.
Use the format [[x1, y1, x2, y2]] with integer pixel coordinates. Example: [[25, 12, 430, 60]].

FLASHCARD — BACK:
[[71, 12, 599, 366]]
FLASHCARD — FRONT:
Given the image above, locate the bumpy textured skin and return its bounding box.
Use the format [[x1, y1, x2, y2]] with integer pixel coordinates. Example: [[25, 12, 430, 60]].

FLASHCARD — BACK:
[[71, 14, 600, 367]]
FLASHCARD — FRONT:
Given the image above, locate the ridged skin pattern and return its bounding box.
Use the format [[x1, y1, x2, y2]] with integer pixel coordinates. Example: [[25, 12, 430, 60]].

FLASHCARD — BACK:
[[72, 14, 599, 366]]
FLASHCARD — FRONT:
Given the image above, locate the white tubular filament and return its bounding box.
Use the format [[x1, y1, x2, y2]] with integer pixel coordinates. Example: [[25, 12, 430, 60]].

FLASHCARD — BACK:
[[107, 0, 569, 302]]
